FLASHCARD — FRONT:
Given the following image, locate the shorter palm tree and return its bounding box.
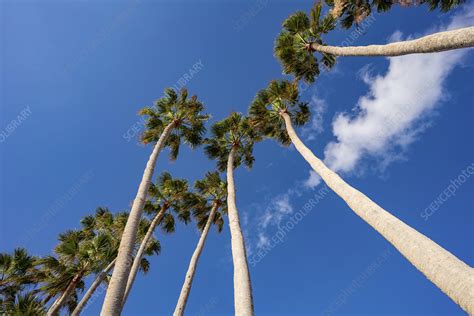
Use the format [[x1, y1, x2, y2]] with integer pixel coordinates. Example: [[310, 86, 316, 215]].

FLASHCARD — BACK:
[[121, 172, 192, 310], [72, 208, 160, 316], [275, 3, 474, 83], [1, 292, 46, 315], [173, 171, 227, 316], [204, 113, 258, 316]]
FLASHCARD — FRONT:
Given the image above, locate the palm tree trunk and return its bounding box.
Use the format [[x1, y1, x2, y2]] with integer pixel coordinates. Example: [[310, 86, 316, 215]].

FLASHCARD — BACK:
[[72, 259, 116, 316], [47, 272, 82, 316], [310, 26, 474, 56], [226, 147, 254, 316], [121, 205, 168, 310], [173, 203, 219, 316], [100, 122, 174, 316], [281, 112, 474, 314]]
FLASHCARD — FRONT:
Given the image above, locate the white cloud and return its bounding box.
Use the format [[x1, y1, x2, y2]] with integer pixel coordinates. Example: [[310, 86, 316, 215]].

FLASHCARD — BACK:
[[259, 193, 293, 230], [324, 9, 473, 173], [302, 95, 327, 141], [256, 233, 270, 249], [304, 170, 322, 189]]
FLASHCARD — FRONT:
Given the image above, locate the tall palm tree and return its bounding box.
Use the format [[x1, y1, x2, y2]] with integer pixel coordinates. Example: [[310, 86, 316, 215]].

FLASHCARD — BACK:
[[173, 171, 227, 316], [72, 208, 160, 316], [101, 88, 208, 315], [204, 113, 258, 316], [275, 3, 474, 83], [121, 172, 192, 310], [249, 79, 474, 314]]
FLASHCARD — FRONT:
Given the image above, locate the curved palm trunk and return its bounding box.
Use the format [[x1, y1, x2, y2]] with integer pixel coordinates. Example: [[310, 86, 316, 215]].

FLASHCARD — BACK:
[[310, 26, 474, 56], [121, 205, 168, 310], [47, 272, 82, 316], [72, 259, 116, 316], [173, 203, 219, 316], [281, 112, 474, 314], [226, 147, 254, 316], [101, 122, 174, 316]]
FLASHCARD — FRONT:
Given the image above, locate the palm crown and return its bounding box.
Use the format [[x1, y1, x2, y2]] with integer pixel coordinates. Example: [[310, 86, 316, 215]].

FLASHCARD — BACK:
[[325, 0, 464, 29], [204, 112, 259, 172], [144, 172, 192, 233], [139, 88, 209, 160], [186, 171, 228, 233], [249, 80, 310, 146], [275, 2, 337, 84]]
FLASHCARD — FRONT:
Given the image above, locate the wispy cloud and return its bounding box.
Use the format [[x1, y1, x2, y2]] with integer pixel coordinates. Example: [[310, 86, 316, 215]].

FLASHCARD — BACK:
[[323, 7, 473, 174], [301, 95, 327, 141]]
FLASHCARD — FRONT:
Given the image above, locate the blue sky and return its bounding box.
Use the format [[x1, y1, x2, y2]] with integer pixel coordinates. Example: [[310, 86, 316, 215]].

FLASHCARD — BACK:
[[1, 1, 473, 315]]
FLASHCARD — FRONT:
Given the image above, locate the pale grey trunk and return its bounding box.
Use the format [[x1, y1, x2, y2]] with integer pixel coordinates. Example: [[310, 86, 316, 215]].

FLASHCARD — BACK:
[[121, 206, 167, 310], [100, 123, 174, 316], [311, 26, 474, 56], [281, 113, 474, 314], [72, 259, 116, 316], [173, 203, 219, 316], [47, 273, 82, 316], [227, 147, 254, 316]]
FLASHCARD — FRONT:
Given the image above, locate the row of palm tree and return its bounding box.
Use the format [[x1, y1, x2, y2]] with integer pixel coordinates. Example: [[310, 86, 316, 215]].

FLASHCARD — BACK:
[[101, 1, 473, 313], [4, 0, 472, 315]]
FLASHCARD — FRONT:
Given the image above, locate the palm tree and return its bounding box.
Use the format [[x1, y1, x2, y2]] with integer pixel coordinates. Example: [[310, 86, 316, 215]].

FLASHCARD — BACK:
[[72, 208, 160, 316], [101, 88, 208, 315], [0, 248, 40, 312], [42, 229, 115, 316], [326, 0, 464, 27], [173, 171, 227, 316], [249, 79, 474, 314], [204, 113, 258, 316], [275, 3, 474, 83], [1, 292, 46, 315], [121, 172, 192, 310]]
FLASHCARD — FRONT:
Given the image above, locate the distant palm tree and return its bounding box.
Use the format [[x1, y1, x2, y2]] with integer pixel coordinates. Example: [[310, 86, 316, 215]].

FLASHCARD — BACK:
[[72, 208, 160, 316], [173, 171, 227, 316], [204, 113, 258, 316], [249, 79, 474, 314], [121, 172, 192, 310], [0, 248, 39, 311], [275, 3, 474, 83], [102, 88, 208, 316], [1, 292, 46, 315], [43, 229, 115, 316]]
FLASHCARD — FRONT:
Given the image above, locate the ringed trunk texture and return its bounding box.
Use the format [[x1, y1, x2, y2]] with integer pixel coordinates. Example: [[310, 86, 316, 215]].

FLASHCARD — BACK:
[[310, 26, 474, 56], [121, 206, 168, 310], [173, 203, 219, 316], [226, 147, 254, 316], [72, 259, 116, 316], [47, 272, 82, 316], [100, 123, 174, 316], [281, 113, 474, 314]]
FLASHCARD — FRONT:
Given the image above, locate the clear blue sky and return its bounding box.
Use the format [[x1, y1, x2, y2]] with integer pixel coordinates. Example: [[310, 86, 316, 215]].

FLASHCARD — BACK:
[[1, 1, 473, 315]]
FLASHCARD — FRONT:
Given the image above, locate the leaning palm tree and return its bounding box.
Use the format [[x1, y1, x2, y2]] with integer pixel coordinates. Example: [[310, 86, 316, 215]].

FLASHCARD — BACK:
[[173, 171, 227, 316], [275, 3, 474, 83], [72, 208, 160, 316], [121, 172, 192, 310], [101, 88, 208, 315], [249, 79, 474, 314], [204, 113, 258, 316]]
